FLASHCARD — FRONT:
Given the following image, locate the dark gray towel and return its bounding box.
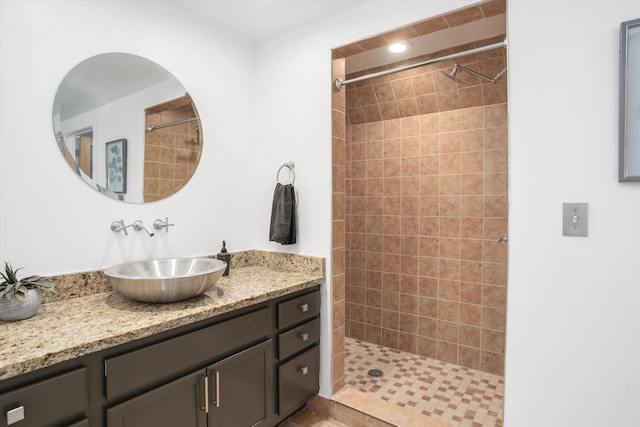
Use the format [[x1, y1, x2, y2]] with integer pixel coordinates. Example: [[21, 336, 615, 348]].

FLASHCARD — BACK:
[[269, 183, 297, 245]]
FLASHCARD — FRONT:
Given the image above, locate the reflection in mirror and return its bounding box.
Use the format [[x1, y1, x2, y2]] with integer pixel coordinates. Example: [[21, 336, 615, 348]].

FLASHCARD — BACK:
[[75, 129, 94, 178], [52, 53, 202, 202]]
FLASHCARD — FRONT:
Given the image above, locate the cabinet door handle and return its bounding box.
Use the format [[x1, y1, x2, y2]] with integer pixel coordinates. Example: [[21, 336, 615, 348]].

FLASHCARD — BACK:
[[299, 332, 309, 341], [214, 371, 220, 408], [299, 366, 309, 375], [300, 303, 309, 312], [197, 375, 209, 413], [7, 406, 25, 425]]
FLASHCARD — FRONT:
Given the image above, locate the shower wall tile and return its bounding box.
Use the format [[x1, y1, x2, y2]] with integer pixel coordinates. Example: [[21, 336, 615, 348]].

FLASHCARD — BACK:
[[332, 57, 347, 393], [345, 51, 507, 376], [336, 3, 507, 388], [144, 101, 200, 202]]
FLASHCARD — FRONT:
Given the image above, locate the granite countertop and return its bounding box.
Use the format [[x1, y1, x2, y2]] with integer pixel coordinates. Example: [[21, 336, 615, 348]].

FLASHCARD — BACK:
[[0, 264, 324, 382]]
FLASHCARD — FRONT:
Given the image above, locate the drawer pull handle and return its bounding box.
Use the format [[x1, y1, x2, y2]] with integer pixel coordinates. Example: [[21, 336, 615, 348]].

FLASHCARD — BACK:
[[299, 332, 309, 341], [300, 303, 309, 312], [7, 406, 25, 425], [299, 366, 309, 375]]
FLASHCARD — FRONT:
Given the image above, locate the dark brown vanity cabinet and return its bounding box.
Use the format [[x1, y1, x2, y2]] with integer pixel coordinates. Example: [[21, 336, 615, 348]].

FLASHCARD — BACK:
[[107, 369, 207, 427], [105, 308, 273, 427], [0, 367, 88, 427], [0, 286, 320, 427], [206, 339, 272, 427], [107, 340, 273, 427], [276, 290, 321, 417]]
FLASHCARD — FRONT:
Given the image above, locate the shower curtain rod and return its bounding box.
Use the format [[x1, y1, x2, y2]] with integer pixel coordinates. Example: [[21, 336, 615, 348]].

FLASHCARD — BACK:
[[334, 39, 507, 90], [147, 116, 200, 132]]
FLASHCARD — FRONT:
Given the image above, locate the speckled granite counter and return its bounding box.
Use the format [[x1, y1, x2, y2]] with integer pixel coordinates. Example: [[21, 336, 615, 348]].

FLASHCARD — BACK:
[[0, 252, 324, 382]]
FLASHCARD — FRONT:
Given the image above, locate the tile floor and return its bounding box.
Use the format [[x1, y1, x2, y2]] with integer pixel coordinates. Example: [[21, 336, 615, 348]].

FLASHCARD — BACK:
[[278, 338, 504, 427], [343, 338, 504, 427]]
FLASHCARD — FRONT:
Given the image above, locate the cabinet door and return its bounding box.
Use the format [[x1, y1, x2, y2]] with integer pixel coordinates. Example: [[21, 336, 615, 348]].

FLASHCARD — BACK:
[[207, 340, 273, 427], [107, 370, 206, 427]]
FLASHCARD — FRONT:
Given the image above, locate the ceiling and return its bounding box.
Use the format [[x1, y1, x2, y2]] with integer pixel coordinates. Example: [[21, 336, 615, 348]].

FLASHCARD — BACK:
[[57, 1, 505, 120], [166, 0, 368, 43], [166, 0, 506, 73]]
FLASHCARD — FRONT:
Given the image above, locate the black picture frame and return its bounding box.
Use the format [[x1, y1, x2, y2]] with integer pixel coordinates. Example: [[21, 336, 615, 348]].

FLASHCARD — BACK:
[[106, 139, 127, 193]]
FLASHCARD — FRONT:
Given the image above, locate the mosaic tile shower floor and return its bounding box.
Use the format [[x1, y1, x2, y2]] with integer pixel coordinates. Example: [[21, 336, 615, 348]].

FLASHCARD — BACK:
[[344, 337, 504, 427]]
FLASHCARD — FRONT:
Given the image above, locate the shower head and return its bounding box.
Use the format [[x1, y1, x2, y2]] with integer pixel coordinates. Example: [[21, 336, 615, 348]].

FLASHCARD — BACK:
[[444, 64, 508, 84], [439, 65, 465, 85]]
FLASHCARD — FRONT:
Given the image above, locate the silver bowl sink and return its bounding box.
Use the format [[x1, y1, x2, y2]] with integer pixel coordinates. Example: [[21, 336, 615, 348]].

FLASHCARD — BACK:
[[104, 257, 227, 303]]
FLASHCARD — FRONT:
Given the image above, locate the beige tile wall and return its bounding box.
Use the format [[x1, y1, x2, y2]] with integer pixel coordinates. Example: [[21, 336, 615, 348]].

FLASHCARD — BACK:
[[343, 48, 508, 375], [144, 103, 201, 202], [332, 56, 347, 393]]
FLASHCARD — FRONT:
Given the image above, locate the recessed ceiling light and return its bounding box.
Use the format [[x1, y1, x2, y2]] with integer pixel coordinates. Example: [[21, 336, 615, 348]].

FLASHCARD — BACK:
[[388, 41, 411, 53]]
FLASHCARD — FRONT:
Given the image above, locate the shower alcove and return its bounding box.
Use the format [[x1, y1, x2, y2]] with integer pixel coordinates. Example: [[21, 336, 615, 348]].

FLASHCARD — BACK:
[[330, 1, 508, 425]]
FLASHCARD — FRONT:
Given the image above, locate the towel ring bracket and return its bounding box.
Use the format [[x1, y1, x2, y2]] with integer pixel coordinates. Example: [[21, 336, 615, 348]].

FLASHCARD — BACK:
[[277, 161, 295, 185]]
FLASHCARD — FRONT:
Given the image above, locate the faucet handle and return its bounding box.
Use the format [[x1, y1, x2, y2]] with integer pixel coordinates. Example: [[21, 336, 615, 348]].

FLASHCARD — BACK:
[[111, 219, 131, 236], [153, 217, 175, 233]]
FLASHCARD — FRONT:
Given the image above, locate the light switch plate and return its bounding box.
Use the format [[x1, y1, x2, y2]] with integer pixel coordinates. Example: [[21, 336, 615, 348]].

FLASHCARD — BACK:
[[562, 203, 588, 236]]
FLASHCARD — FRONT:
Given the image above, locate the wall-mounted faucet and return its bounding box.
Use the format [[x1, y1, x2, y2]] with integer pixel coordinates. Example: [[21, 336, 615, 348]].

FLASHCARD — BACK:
[[111, 219, 134, 236], [153, 217, 175, 233], [133, 220, 155, 237]]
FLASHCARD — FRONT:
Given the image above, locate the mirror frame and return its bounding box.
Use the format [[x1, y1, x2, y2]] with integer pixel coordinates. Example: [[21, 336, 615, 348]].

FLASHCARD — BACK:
[[619, 18, 640, 182]]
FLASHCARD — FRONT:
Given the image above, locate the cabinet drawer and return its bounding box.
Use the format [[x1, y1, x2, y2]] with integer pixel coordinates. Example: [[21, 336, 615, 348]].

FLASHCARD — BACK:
[[0, 367, 87, 427], [278, 290, 320, 329], [278, 345, 319, 416], [105, 307, 272, 400], [278, 317, 320, 360]]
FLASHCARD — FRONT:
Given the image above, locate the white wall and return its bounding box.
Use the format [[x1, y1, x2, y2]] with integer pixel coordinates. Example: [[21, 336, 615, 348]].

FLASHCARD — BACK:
[[0, 0, 257, 274], [506, 1, 640, 426], [2, 0, 640, 425]]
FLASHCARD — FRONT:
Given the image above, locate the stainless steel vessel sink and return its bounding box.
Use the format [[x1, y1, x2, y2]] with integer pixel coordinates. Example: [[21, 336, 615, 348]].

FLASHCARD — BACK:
[[104, 257, 227, 303]]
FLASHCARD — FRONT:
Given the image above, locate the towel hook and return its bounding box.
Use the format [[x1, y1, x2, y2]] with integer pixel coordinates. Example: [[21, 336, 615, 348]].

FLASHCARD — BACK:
[[276, 161, 295, 185]]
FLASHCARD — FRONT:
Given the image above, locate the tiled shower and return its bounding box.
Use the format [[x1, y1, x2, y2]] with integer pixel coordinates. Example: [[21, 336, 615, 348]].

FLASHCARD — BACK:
[[344, 46, 508, 376], [332, 0, 508, 386]]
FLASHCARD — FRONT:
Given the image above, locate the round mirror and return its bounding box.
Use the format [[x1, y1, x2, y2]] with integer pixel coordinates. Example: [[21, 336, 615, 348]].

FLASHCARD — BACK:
[[52, 53, 202, 203]]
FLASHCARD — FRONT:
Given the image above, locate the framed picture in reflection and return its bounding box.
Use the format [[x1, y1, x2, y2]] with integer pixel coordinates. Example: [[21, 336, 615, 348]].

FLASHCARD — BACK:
[[106, 139, 127, 193]]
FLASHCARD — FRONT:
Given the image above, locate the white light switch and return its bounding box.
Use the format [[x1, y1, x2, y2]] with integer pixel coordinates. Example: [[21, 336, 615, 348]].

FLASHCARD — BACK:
[[563, 203, 588, 236]]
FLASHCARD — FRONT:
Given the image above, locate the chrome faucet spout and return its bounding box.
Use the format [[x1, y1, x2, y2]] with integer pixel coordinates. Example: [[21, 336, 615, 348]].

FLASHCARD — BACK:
[[133, 220, 155, 237]]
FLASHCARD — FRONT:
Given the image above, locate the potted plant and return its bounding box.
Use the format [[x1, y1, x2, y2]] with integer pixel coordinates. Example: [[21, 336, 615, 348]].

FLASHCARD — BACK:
[[0, 262, 55, 321]]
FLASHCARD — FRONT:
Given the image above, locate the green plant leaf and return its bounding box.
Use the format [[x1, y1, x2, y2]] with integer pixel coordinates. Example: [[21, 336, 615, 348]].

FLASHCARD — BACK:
[[0, 262, 55, 296], [15, 291, 25, 302]]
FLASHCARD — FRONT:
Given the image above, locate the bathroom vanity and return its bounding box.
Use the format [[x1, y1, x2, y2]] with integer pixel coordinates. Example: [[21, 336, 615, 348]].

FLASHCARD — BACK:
[[0, 254, 323, 427]]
